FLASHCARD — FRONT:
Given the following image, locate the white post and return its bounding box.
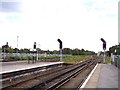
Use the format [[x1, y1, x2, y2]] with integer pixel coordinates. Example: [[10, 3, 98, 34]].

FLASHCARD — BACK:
[[33, 49, 34, 63], [36, 44, 40, 61], [111, 53, 113, 64], [4, 48, 5, 59], [38, 44, 40, 61], [103, 49, 105, 63], [37, 49, 38, 61], [60, 49, 62, 61]]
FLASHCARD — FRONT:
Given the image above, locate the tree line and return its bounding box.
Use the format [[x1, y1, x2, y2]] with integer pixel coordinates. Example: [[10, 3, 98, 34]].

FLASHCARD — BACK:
[[1, 44, 119, 56], [108, 44, 120, 55], [0, 46, 96, 55], [99, 44, 120, 56]]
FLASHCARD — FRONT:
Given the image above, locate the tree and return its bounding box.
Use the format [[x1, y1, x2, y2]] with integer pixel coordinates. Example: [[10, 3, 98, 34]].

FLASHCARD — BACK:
[[36, 48, 41, 54], [19, 49, 24, 53], [13, 48, 19, 53], [72, 48, 80, 55], [62, 48, 72, 54], [0, 48, 2, 53], [53, 50, 59, 54], [8, 47, 14, 53], [23, 48, 30, 53], [109, 45, 120, 55]]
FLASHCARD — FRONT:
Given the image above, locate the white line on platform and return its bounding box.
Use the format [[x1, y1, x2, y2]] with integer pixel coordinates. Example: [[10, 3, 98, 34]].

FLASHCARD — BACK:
[[80, 63, 98, 89]]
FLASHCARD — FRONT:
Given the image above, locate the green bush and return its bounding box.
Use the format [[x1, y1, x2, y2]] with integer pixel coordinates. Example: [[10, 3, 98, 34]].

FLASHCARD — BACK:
[[21, 56, 33, 60], [40, 56, 60, 59], [4, 56, 21, 60], [105, 56, 111, 64], [3, 55, 70, 61]]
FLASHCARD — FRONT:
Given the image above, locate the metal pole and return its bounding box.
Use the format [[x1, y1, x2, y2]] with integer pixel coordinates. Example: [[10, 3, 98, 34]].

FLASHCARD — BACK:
[[36, 44, 40, 61], [116, 46, 119, 68], [4, 48, 5, 59], [33, 49, 34, 63], [60, 49, 62, 61], [38, 44, 40, 61], [37, 49, 38, 61]]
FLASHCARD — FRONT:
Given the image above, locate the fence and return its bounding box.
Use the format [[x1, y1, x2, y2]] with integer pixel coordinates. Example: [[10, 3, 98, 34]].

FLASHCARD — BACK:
[[0, 53, 71, 59], [111, 55, 120, 69]]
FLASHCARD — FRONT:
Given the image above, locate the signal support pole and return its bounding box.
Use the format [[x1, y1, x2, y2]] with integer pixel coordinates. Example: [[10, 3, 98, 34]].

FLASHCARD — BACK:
[[101, 38, 106, 64], [103, 49, 105, 63], [57, 39, 63, 62], [60, 49, 62, 61]]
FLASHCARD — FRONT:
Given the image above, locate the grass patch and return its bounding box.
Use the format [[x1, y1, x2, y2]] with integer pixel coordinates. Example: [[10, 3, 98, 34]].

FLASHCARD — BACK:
[[99, 56, 111, 64], [63, 55, 92, 63], [3, 56, 62, 61], [105, 56, 111, 64], [3, 55, 93, 63], [40, 56, 60, 59]]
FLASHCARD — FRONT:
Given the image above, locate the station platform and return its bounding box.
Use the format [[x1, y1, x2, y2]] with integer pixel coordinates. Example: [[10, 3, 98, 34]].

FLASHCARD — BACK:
[[0, 61, 63, 74], [81, 64, 119, 89]]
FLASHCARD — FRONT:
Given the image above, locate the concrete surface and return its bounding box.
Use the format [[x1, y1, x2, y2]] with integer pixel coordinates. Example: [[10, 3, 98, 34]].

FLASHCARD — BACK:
[[97, 64, 118, 88], [0, 61, 63, 74], [83, 64, 119, 89]]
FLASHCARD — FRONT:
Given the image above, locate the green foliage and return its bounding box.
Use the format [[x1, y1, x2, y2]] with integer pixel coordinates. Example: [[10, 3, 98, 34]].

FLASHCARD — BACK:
[[63, 48, 72, 54], [109, 45, 120, 55], [5, 56, 21, 60], [53, 50, 59, 54], [1, 46, 96, 55], [63, 55, 92, 63], [0, 48, 2, 52], [8, 47, 14, 53], [105, 56, 111, 64], [3, 55, 94, 63], [39, 56, 60, 59], [3, 55, 62, 61], [4, 56, 34, 61], [62, 48, 95, 55]]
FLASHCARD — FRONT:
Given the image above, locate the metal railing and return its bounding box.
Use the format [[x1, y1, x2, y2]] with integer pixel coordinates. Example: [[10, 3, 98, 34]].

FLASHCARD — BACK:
[[0, 53, 71, 59], [111, 55, 120, 69]]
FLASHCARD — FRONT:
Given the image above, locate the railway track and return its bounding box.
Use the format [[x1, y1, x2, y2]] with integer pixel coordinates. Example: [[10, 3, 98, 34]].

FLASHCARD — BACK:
[[30, 59, 96, 90], [1, 63, 69, 89], [2, 56, 101, 90]]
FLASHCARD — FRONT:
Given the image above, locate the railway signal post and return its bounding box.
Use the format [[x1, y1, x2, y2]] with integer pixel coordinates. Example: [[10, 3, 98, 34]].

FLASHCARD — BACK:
[[33, 42, 37, 63], [57, 39, 63, 61], [101, 38, 106, 63]]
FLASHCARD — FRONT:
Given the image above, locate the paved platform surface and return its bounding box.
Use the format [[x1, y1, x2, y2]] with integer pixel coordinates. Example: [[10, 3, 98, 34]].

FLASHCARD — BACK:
[[83, 64, 119, 89], [0, 61, 63, 74]]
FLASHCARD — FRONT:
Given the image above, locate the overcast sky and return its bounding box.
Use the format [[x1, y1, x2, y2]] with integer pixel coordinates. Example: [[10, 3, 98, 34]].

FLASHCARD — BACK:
[[0, 0, 119, 52]]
